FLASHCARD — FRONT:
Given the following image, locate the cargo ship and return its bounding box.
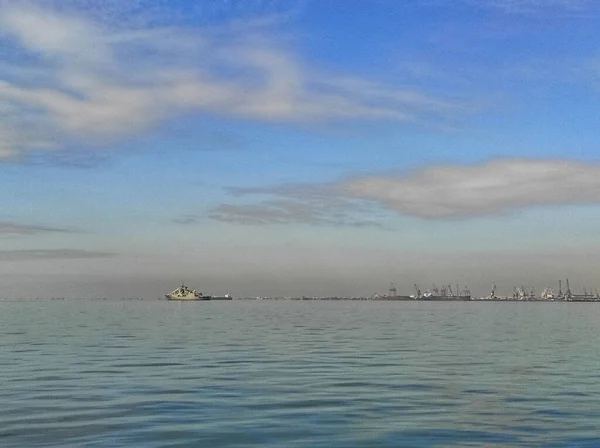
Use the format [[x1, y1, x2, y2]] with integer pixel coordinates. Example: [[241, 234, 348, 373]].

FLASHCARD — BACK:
[[372, 283, 413, 300], [416, 284, 471, 301], [373, 283, 471, 301]]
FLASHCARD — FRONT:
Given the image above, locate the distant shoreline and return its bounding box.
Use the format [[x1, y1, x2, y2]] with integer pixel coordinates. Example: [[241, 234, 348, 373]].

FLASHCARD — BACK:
[[1, 297, 600, 302]]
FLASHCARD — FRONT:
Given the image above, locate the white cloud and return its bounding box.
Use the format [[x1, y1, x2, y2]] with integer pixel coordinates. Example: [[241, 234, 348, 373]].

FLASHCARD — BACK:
[[0, 3, 469, 160], [342, 159, 600, 219]]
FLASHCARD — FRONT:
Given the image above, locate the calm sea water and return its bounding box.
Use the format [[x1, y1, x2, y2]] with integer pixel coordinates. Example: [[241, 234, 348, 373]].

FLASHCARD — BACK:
[[1, 299, 600, 447]]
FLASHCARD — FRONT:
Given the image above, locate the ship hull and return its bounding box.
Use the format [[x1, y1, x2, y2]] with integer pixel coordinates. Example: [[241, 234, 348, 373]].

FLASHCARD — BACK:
[[373, 296, 414, 301], [373, 294, 471, 301], [421, 295, 471, 301], [166, 295, 211, 301]]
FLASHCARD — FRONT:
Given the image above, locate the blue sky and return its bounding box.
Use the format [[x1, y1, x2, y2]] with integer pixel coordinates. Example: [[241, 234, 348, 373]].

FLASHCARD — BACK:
[[2, 0, 600, 298]]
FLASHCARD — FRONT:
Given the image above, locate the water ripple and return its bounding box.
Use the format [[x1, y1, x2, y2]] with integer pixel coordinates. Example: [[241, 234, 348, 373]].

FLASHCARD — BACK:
[[1, 300, 600, 447]]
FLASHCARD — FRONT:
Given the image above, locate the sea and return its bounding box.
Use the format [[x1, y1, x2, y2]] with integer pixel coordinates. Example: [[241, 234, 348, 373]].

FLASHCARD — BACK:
[[1, 299, 600, 447]]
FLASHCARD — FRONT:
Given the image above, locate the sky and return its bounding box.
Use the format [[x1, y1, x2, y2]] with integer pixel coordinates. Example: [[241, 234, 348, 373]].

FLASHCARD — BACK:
[[2, 0, 600, 299]]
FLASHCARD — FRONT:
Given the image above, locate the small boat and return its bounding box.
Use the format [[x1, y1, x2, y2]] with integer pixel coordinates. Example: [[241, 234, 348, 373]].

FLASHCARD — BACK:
[[165, 284, 210, 301]]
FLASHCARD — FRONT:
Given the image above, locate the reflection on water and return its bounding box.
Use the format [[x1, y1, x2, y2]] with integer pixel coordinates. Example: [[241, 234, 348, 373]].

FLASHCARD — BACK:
[[1, 300, 600, 447]]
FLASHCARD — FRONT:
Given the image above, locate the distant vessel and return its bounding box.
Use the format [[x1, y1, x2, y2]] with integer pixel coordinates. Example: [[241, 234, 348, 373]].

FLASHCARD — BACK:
[[414, 283, 472, 301], [372, 283, 413, 300], [211, 294, 234, 301], [373, 283, 471, 301], [165, 284, 210, 301], [540, 287, 555, 301], [561, 278, 599, 302]]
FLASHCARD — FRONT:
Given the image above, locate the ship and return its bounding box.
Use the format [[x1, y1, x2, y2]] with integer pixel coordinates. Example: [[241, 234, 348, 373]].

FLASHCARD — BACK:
[[511, 279, 600, 301], [372, 283, 413, 300], [165, 284, 210, 301], [476, 278, 600, 302], [414, 283, 472, 301], [373, 282, 471, 301], [559, 278, 599, 302]]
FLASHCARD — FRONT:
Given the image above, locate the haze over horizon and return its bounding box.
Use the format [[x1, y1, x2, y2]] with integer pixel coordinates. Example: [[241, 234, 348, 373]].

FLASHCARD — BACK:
[[2, 0, 600, 299]]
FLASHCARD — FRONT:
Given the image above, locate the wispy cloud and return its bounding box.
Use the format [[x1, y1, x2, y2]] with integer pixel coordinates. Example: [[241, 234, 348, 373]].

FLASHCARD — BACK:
[[0, 222, 71, 235], [27, 150, 112, 169], [342, 159, 600, 219], [211, 159, 600, 224], [0, 124, 18, 159], [416, 0, 600, 19], [431, 0, 600, 16], [172, 214, 201, 225], [0, 249, 114, 261], [210, 184, 384, 227], [209, 202, 381, 227], [0, 2, 470, 161]]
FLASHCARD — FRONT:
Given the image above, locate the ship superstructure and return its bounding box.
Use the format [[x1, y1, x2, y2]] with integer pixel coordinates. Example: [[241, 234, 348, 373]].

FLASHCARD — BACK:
[[166, 284, 210, 301], [474, 278, 600, 301], [415, 283, 471, 301], [562, 278, 599, 301], [373, 282, 471, 300], [372, 283, 413, 300]]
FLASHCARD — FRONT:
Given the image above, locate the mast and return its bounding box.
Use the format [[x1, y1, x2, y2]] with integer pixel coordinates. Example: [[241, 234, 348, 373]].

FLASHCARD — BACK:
[[389, 282, 397, 297], [414, 284, 421, 298], [558, 280, 562, 297]]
